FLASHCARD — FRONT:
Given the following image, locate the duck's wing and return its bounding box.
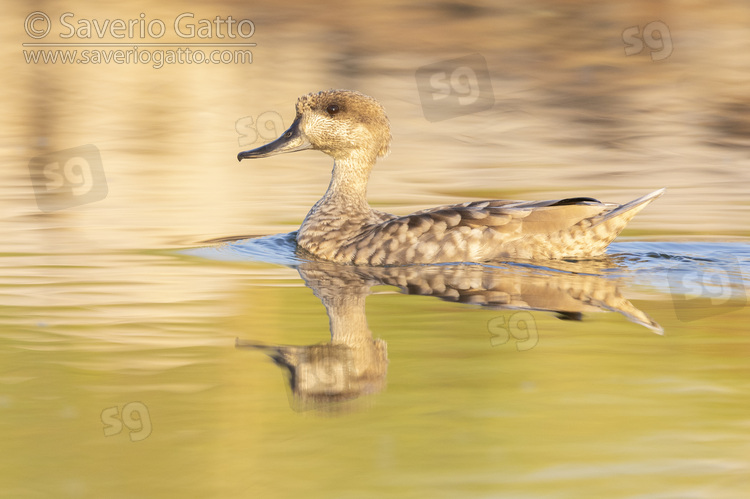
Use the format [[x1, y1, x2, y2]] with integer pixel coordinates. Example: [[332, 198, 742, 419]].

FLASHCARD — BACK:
[[347, 190, 664, 264]]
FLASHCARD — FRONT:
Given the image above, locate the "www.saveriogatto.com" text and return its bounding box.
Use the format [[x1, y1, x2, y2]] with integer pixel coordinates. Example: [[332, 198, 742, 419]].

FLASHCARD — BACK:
[[22, 47, 253, 69]]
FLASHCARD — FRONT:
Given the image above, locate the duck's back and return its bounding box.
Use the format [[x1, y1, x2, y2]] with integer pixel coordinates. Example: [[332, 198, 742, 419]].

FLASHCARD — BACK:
[[296, 190, 664, 265]]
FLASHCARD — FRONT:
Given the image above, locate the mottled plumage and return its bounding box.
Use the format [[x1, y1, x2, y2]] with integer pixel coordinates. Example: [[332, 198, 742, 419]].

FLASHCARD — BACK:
[[238, 89, 665, 265]]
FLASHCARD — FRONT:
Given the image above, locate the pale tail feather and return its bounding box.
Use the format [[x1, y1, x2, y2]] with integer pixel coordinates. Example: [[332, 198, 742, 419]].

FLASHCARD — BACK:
[[592, 188, 666, 228], [557, 188, 666, 258]]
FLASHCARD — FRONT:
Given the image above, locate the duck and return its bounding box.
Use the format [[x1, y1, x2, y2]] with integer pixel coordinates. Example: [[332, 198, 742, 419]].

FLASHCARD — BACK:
[[237, 89, 664, 265]]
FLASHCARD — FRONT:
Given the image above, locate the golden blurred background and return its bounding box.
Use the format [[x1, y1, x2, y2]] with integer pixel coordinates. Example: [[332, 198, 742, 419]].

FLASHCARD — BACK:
[[2, 0, 749, 254]]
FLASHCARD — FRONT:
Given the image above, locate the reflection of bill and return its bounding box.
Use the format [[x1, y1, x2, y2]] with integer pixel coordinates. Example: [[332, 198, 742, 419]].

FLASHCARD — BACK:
[[668, 262, 746, 321], [28, 144, 108, 212], [415, 53, 494, 121], [237, 340, 388, 413]]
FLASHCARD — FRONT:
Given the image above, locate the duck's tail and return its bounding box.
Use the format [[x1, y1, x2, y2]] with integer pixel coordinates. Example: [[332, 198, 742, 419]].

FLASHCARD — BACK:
[[581, 188, 665, 255], [593, 188, 666, 228]]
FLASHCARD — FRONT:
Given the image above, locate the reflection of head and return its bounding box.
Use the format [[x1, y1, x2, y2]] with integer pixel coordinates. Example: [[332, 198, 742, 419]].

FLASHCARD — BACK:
[[238, 339, 388, 413]]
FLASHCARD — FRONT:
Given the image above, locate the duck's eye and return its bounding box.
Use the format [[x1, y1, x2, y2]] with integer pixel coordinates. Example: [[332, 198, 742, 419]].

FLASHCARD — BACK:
[[326, 104, 340, 116]]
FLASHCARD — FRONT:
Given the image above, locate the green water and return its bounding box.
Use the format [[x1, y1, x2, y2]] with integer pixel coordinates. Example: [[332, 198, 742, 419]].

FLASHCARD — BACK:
[[2, 239, 749, 497]]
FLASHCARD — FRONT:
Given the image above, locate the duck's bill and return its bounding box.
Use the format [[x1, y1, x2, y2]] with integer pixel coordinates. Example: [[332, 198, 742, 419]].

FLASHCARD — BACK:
[[237, 117, 313, 161]]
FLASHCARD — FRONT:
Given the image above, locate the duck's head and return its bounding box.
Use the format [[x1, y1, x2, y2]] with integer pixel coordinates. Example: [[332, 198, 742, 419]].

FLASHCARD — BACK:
[[238, 90, 392, 162]]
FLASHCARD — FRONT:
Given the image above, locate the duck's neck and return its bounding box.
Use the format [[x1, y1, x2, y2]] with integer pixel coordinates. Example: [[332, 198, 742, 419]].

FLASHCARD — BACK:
[[297, 151, 380, 259], [318, 151, 376, 213]]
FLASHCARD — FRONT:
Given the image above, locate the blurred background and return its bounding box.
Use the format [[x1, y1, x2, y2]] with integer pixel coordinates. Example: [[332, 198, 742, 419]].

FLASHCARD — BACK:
[[2, 1, 750, 498], [3, 0, 749, 252]]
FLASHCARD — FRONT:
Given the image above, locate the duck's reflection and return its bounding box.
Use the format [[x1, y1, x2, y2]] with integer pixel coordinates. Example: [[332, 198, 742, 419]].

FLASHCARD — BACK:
[[235, 254, 661, 412], [237, 263, 388, 412]]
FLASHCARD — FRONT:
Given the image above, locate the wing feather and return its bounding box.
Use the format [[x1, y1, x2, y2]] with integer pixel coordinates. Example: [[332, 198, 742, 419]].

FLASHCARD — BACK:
[[348, 198, 611, 264]]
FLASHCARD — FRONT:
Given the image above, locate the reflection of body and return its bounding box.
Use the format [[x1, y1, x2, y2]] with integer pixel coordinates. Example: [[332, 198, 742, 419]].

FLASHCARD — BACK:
[[238, 89, 664, 264], [237, 254, 661, 412]]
